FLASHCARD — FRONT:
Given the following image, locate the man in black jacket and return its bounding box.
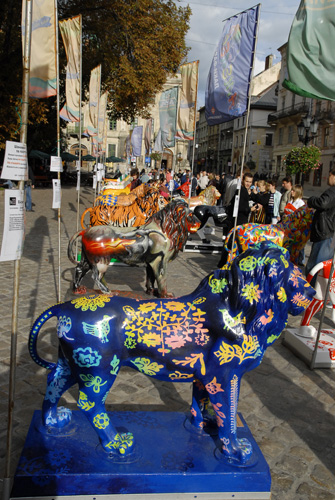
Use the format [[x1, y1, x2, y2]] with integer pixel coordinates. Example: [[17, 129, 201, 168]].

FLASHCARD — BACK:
[[305, 169, 335, 281]]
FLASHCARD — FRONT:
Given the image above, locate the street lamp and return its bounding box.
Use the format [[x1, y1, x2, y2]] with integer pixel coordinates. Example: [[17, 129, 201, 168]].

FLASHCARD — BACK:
[[297, 115, 319, 145]]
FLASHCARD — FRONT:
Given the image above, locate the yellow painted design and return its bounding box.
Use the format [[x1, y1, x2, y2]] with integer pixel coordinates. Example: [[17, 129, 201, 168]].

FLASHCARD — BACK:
[[214, 335, 261, 365], [77, 391, 95, 411], [277, 287, 287, 302], [71, 294, 110, 311], [122, 300, 209, 354], [172, 352, 206, 375]]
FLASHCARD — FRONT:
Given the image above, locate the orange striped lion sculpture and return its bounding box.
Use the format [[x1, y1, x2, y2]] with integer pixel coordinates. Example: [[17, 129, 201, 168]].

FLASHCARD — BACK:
[[81, 184, 168, 229]]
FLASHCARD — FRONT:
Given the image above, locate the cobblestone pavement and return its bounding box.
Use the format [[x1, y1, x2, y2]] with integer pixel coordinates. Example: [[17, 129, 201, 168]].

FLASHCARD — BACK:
[[0, 186, 334, 500]]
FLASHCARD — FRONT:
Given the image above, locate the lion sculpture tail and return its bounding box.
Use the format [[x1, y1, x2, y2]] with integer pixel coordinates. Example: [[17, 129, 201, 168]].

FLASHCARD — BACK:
[[29, 305, 61, 370], [67, 230, 85, 265]]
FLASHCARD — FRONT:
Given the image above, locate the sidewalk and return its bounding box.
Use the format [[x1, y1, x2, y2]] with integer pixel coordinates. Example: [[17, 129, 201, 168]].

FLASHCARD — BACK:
[[0, 186, 334, 500]]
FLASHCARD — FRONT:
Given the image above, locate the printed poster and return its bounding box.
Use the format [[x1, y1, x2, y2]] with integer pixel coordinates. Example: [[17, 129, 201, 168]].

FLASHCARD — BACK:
[[0, 189, 25, 261]]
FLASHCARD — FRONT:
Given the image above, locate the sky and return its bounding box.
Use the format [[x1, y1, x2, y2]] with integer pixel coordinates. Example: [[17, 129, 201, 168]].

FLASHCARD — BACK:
[[175, 0, 302, 107]]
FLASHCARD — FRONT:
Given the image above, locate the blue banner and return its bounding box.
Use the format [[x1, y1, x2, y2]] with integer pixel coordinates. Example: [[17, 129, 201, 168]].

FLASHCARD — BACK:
[[205, 6, 259, 125], [131, 126, 143, 157]]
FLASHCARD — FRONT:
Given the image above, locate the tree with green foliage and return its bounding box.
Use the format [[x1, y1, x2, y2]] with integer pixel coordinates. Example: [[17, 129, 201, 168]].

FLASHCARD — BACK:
[[283, 144, 321, 175], [0, 0, 191, 154]]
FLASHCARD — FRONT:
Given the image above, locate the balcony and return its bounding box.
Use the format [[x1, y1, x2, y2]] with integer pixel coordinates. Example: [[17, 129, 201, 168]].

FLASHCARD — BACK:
[[268, 103, 310, 125]]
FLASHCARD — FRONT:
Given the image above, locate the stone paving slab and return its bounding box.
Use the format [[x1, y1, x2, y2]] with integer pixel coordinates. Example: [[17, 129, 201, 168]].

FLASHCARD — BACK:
[[0, 186, 334, 500]]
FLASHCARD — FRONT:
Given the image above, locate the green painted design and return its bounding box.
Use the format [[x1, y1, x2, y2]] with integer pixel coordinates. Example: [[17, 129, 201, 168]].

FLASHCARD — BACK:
[[130, 357, 164, 376], [110, 355, 120, 375], [77, 391, 95, 411], [79, 374, 107, 393]]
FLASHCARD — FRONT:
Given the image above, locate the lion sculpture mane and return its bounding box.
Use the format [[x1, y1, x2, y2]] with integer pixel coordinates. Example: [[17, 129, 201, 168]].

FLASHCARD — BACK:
[[30, 243, 315, 463], [69, 199, 200, 297]]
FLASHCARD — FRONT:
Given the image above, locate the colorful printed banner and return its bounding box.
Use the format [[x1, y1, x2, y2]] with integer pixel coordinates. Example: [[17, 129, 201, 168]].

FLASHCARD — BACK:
[[144, 119, 152, 155], [22, 0, 57, 98], [283, 1, 335, 100], [84, 65, 101, 136], [59, 15, 81, 122], [205, 5, 259, 125], [159, 87, 178, 148], [176, 61, 199, 140], [131, 126, 143, 157]]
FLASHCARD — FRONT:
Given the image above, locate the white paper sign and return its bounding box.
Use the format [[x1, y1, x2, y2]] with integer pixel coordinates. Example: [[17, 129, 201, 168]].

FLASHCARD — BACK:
[[1, 141, 28, 181], [76, 171, 81, 191], [76, 161, 80, 171], [93, 174, 97, 189], [97, 170, 103, 182], [233, 194, 240, 217], [97, 162, 104, 170], [52, 179, 61, 209], [0, 189, 25, 261], [50, 156, 63, 172]]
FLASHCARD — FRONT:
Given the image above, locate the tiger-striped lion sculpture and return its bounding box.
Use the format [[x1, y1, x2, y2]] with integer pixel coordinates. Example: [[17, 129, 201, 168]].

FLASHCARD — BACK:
[[81, 184, 168, 229], [69, 199, 201, 297]]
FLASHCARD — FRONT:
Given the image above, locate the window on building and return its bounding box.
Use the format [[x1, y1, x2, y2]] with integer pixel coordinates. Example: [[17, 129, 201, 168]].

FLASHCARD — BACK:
[[324, 127, 330, 147], [109, 120, 117, 130], [131, 118, 138, 129], [291, 93, 295, 109], [313, 164, 322, 186], [282, 97, 285, 111], [108, 144, 116, 157], [288, 125, 293, 144], [278, 128, 283, 145], [240, 135, 243, 147], [265, 133, 273, 146], [235, 135, 238, 147]]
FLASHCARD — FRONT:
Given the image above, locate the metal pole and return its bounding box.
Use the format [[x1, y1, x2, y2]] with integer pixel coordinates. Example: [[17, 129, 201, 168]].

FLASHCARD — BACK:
[[310, 251, 335, 370], [228, 4, 261, 259], [55, 0, 61, 303], [3, 2, 32, 499], [75, 15, 82, 235]]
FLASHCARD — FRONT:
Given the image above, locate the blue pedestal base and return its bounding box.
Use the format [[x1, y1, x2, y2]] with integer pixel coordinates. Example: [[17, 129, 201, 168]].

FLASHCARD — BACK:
[[11, 410, 271, 499]]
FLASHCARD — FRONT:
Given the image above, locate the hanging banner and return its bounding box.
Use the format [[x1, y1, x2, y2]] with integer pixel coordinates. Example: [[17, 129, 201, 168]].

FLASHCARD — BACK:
[[176, 61, 199, 140], [131, 126, 143, 157], [159, 87, 178, 148], [0, 190, 25, 262], [153, 129, 163, 152], [84, 64, 101, 135], [144, 119, 152, 155], [59, 15, 81, 122], [52, 179, 61, 209], [98, 91, 108, 152], [22, 0, 57, 98], [1, 141, 28, 181], [205, 5, 259, 125], [283, 1, 335, 100]]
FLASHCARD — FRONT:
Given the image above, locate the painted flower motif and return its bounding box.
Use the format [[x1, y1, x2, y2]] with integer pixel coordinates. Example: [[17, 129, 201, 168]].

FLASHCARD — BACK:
[[239, 256, 257, 272], [141, 332, 161, 347], [130, 357, 164, 376], [57, 316, 73, 340], [205, 377, 224, 395], [138, 302, 157, 314], [165, 334, 187, 349], [79, 374, 107, 393], [164, 301, 186, 312], [72, 294, 110, 311], [106, 432, 134, 455], [77, 391, 95, 411], [241, 282, 262, 304], [45, 382, 62, 403], [93, 412, 110, 429], [73, 347, 102, 367], [47, 449, 71, 467]]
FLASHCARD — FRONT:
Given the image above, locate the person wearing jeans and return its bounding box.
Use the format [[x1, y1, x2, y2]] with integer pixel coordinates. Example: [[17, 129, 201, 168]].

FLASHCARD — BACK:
[[305, 169, 335, 285]]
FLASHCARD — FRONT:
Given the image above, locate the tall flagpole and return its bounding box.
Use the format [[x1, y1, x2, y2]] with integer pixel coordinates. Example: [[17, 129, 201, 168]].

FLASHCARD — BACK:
[[2, 3, 32, 499], [55, 0, 61, 302], [75, 15, 82, 234], [228, 4, 261, 261]]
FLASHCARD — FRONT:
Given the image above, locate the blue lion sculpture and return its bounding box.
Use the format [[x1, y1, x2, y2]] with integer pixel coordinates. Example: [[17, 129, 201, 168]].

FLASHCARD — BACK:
[[29, 243, 315, 464]]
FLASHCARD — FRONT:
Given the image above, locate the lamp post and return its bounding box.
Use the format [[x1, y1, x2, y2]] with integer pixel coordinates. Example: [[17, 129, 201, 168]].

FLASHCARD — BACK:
[[297, 114, 319, 145]]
